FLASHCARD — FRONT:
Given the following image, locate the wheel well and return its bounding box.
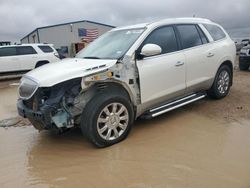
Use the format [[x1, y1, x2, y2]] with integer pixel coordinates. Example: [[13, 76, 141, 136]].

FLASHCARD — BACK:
[[93, 82, 131, 101], [35, 60, 50, 68], [90, 82, 137, 121], [220, 60, 233, 86]]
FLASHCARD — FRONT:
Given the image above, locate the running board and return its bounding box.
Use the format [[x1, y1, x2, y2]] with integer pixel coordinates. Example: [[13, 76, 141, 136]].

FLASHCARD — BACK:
[[142, 92, 206, 119]]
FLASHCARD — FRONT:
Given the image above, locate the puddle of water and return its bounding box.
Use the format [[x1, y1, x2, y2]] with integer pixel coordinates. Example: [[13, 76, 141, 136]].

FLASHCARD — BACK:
[[0, 85, 18, 120], [0, 111, 250, 188]]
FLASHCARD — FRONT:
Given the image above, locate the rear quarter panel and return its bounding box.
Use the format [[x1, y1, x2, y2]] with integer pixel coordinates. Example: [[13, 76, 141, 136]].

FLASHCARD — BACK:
[[212, 38, 236, 77]]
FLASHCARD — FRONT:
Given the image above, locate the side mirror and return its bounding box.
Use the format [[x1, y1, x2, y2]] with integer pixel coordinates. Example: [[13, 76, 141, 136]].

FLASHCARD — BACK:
[[140, 44, 162, 57]]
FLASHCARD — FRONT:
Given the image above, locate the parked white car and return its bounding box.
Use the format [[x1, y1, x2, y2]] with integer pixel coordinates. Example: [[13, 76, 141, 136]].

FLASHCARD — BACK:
[[0, 44, 60, 73], [17, 18, 236, 147]]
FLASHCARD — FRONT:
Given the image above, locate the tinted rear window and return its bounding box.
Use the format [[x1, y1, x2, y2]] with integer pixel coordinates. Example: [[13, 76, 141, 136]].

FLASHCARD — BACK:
[[0, 47, 17, 57], [17, 46, 37, 55], [176, 25, 203, 49], [203, 24, 226, 41], [38, 45, 54, 53]]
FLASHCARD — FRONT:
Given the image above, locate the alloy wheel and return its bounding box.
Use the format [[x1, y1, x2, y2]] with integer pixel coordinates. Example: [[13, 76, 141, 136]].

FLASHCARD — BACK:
[[97, 103, 129, 141], [217, 70, 230, 94]]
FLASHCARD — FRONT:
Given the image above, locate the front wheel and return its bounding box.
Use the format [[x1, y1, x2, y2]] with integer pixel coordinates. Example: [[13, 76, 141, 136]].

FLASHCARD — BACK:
[[207, 65, 232, 99], [80, 91, 134, 147]]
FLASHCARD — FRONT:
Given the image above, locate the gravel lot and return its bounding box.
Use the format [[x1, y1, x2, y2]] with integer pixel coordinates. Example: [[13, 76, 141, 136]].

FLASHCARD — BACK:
[[185, 68, 250, 122]]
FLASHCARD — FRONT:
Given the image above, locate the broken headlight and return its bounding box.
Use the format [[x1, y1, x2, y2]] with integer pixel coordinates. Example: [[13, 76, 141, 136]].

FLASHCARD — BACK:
[[81, 71, 114, 89], [18, 77, 39, 100]]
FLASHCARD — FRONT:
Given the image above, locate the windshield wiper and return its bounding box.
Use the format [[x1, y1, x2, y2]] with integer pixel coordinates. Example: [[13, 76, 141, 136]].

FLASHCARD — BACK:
[[83, 56, 100, 59]]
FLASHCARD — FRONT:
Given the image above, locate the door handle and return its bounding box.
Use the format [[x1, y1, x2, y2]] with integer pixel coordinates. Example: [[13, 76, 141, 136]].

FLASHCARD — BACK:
[[207, 52, 215, 57], [175, 61, 184, 67]]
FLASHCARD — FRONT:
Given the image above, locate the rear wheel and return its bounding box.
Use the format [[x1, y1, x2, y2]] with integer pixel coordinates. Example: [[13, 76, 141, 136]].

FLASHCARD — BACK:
[[81, 90, 134, 147], [207, 65, 232, 99]]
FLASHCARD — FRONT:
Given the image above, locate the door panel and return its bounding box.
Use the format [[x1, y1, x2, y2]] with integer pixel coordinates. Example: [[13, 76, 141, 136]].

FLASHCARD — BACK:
[[19, 55, 37, 70], [184, 45, 217, 91], [17, 46, 37, 70], [0, 56, 20, 72], [0, 47, 20, 72], [137, 53, 186, 104], [176, 24, 217, 92], [136, 25, 186, 107]]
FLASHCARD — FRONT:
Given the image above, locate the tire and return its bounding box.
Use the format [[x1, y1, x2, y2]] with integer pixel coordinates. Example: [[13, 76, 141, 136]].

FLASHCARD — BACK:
[[207, 65, 232, 99], [80, 89, 134, 147], [239, 61, 249, 71]]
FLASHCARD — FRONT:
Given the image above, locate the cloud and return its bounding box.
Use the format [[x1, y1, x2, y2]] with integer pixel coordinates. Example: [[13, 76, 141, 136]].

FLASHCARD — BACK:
[[0, 0, 249, 42]]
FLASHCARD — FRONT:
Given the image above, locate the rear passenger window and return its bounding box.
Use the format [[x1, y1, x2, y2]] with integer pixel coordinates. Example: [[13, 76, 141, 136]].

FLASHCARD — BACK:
[[143, 26, 178, 54], [17, 46, 37, 55], [38, 45, 54, 53], [203, 24, 226, 41], [176, 25, 202, 49], [196, 25, 209, 44], [0, 47, 17, 57]]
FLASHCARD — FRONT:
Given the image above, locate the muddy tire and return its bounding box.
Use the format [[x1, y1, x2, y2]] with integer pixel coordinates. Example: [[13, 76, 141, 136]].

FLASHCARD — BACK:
[[80, 89, 134, 147], [207, 65, 232, 99], [239, 62, 249, 71]]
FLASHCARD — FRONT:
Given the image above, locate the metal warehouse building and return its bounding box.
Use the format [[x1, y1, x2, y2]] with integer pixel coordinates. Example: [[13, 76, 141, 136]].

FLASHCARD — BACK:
[[21, 20, 115, 57]]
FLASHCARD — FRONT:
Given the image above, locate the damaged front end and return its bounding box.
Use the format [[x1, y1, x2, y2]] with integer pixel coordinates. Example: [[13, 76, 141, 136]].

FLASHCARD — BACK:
[[17, 57, 140, 131], [17, 77, 97, 131]]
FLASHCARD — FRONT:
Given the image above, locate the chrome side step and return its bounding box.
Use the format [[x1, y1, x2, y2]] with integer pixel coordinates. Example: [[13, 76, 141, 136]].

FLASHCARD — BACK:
[[142, 92, 206, 119]]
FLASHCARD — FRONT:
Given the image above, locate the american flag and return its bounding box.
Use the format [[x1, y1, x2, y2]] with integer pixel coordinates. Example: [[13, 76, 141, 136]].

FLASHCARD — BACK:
[[79, 28, 99, 43]]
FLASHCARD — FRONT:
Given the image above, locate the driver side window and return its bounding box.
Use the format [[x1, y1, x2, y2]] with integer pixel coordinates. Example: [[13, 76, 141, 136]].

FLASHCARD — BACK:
[[143, 26, 178, 55]]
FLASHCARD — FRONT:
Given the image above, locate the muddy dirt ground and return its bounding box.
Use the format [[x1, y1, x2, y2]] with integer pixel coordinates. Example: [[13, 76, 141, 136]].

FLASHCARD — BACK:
[[0, 67, 250, 188]]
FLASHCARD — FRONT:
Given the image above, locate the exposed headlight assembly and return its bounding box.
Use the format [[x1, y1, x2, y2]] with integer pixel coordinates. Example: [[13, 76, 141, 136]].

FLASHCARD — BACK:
[[18, 77, 39, 100], [81, 71, 114, 89]]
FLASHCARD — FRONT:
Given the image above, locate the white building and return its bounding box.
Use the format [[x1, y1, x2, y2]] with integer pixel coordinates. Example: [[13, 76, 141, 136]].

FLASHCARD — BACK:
[[21, 20, 115, 57]]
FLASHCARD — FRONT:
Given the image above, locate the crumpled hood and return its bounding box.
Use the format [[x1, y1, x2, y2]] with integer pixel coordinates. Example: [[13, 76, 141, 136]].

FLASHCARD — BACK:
[[24, 58, 117, 87]]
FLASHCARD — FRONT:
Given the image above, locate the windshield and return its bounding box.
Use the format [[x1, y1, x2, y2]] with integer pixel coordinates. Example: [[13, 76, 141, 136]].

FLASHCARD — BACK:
[[76, 28, 145, 59]]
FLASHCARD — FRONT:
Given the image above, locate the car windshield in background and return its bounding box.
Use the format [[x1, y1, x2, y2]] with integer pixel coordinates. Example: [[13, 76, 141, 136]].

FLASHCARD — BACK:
[[76, 28, 145, 60]]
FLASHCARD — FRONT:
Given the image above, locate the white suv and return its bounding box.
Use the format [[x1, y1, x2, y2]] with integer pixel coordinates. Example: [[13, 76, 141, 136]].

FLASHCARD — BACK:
[[17, 18, 236, 147], [0, 44, 60, 73]]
